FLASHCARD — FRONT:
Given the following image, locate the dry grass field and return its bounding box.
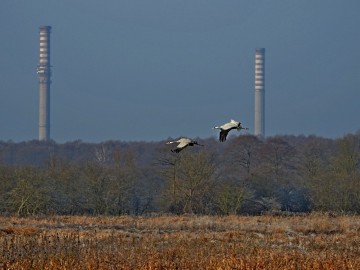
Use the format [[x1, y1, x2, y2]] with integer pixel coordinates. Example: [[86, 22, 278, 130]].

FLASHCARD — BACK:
[[0, 213, 360, 269]]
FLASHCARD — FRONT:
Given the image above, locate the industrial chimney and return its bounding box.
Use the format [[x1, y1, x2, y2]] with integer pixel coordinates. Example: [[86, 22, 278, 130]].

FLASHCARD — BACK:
[[254, 48, 265, 138], [37, 26, 52, 141]]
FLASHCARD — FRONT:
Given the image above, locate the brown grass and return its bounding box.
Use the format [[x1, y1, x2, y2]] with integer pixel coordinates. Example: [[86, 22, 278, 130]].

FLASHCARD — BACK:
[[0, 213, 359, 269]]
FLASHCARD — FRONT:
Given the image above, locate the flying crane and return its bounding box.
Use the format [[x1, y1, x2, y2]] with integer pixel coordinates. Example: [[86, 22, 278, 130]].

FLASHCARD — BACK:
[[166, 138, 204, 153], [213, 119, 248, 142]]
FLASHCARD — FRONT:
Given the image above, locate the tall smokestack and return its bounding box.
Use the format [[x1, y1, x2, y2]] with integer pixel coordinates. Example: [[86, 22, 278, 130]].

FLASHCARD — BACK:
[[254, 48, 265, 138], [37, 26, 52, 141]]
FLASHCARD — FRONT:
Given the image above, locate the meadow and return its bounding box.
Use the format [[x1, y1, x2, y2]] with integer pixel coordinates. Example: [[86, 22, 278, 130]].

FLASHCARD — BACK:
[[1, 213, 360, 269]]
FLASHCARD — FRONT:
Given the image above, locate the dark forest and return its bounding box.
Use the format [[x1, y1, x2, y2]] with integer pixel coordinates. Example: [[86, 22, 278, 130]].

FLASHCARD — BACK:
[[1, 132, 359, 216]]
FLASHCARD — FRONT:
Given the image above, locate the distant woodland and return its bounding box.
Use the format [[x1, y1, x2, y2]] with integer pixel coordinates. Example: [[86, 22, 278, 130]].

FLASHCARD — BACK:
[[1, 132, 360, 216]]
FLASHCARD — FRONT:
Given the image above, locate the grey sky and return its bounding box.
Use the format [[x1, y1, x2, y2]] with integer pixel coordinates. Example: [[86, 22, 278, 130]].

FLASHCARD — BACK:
[[1, 1, 359, 142]]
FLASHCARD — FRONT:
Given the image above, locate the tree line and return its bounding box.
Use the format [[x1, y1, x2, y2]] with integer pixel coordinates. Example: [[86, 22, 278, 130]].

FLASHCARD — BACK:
[[0, 132, 359, 216]]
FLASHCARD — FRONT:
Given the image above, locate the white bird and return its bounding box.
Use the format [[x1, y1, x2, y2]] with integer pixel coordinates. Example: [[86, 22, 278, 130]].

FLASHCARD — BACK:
[[166, 138, 204, 153], [213, 119, 249, 142]]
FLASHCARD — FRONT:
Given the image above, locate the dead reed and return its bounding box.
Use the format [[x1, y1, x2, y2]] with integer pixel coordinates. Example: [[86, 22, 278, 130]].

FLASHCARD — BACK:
[[0, 213, 359, 269]]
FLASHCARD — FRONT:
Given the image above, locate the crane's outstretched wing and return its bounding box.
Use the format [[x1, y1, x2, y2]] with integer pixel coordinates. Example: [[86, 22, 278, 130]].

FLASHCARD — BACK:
[[171, 148, 183, 153], [219, 130, 229, 142], [177, 141, 189, 149], [171, 141, 189, 153]]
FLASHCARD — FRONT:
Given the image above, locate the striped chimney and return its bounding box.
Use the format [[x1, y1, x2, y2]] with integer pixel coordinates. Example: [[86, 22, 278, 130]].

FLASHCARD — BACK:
[[37, 26, 52, 141], [254, 48, 265, 138]]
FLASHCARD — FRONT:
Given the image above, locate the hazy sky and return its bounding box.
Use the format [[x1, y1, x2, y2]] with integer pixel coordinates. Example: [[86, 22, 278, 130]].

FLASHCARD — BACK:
[[1, 1, 359, 142]]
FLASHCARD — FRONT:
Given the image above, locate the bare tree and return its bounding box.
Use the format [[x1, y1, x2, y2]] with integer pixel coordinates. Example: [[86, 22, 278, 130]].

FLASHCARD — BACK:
[[173, 151, 216, 214], [214, 179, 247, 215], [6, 167, 49, 216]]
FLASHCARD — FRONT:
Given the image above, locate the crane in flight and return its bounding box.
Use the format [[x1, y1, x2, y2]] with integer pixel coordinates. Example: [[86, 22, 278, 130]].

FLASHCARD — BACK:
[[213, 119, 248, 142], [166, 138, 204, 153]]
